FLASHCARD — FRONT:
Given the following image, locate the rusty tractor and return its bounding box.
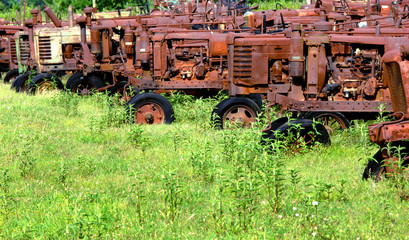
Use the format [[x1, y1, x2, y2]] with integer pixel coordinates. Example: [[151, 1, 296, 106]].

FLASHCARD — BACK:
[[6, 4, 150, 94], [8, 5, 99, 94], [362, 39, 409, 180], [0, 24, 23, 81], [9, 0, 409, 145]]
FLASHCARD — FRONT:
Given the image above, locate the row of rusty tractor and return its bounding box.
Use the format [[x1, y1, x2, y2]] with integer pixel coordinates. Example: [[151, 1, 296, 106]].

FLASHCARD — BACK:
[[4, 1, 407, 127], [2, 3, 158, 93], [3, 0, 257, 93], [68, 0, 409, 132], [5, 1, 409, 178]]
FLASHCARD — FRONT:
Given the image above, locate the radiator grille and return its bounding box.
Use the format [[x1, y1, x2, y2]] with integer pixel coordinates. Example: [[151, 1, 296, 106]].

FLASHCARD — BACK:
[[10, 39, 17, 63], [233, 46, 252, 81], [385, 62, 407, 113], [19, 38, 30, 61], [38, 36, 52, 60]]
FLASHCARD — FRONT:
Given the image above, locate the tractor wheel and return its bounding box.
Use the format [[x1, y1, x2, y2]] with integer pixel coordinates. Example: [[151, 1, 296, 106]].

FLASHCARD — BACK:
[[11, 71, 32, 92], [4, 69, 19, 84], [212, 97, 261, 129], [65, 72, 83, 90], [261, 117, 289, 140], [362, 141, 409, 180], [126, 92, 174, 124], [362, 150, 384, 181], [26, 73, 64, 94], [70, 75, 105, 95], [248, 93, 264, 109], [263, 118, 331, 146], [302, 111, 350, 135]]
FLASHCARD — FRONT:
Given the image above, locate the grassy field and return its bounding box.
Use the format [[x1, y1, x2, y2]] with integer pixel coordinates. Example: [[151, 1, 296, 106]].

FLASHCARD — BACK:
[[0, 83, 409, 239]]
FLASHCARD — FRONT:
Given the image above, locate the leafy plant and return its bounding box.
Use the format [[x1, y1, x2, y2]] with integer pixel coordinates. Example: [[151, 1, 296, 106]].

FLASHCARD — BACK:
[[162, 171, 182, 222]]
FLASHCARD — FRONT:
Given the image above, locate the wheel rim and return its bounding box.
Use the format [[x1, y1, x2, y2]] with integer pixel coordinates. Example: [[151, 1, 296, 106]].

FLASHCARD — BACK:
[[72, 82, 95, 95], [287, 129, 315, 150], [312, 113, 348, 135], [37, 81, 55, 93], [222, 105, 256, 128], [301, 131, 315, 145], [135, 102, 165, 124]]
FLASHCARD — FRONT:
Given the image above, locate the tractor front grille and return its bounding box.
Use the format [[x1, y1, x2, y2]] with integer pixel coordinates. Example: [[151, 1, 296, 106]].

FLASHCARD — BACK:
[[38, 36, 52, 60], [233, 45, 252, 81]]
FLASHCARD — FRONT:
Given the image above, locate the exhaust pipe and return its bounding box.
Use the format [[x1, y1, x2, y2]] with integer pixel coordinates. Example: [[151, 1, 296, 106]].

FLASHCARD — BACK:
[[44, 6, 62, 27], [68, 5, 74, 27]]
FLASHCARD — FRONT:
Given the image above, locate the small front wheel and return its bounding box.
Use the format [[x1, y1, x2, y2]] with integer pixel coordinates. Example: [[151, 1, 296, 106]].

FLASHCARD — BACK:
[[263, 118, 331, 147], [11, 71, 32, 92], [69, 75, 105, 95], [302, 111, 350, 135], [212, 97, 261, 129], [26, 73, 64, 94], [126, 92, 174, 124], [4, 69, 19, 84]]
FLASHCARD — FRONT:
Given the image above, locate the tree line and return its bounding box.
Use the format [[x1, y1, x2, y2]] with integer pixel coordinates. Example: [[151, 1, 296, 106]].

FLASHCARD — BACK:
[[0, 0, 149, 13]]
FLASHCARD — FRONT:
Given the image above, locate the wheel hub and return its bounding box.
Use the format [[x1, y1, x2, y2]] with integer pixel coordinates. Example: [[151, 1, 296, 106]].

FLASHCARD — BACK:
[[38, 81, 54, 93], [223, 105, 256, 128], [135, 103, 165, 124]]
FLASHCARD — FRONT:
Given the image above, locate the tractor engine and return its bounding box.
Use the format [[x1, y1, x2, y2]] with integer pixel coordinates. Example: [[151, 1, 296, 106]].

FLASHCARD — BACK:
[[329, 47, 382, 100], [167, 39, 208, 80]]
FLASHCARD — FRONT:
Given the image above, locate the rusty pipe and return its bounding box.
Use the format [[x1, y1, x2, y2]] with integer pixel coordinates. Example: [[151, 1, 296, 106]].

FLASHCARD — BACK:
[[44, 6, 62, 27], [69, 5, 74, 28], [80, 23, 87, 46], [23, 0, 27, 22], [30, 9, 39, 25], [289, 23, 304, 78], [28, 25, 35, 61], [38, 6, 42, 23], [76, 16, 93, 66], [140, 21, 150, 65]]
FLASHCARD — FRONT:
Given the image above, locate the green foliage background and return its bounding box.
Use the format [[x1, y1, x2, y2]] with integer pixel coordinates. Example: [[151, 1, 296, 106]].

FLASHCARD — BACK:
[[0, 0, 151, 20]]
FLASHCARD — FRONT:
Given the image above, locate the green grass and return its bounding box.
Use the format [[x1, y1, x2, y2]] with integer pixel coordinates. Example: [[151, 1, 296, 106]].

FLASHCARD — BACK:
[[0, 83, 409, 239], [253, 0, 303, 11]]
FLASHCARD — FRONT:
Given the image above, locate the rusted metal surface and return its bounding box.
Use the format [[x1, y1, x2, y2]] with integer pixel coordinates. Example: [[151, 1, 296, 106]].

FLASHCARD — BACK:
[[44, 6, 62, 28]]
